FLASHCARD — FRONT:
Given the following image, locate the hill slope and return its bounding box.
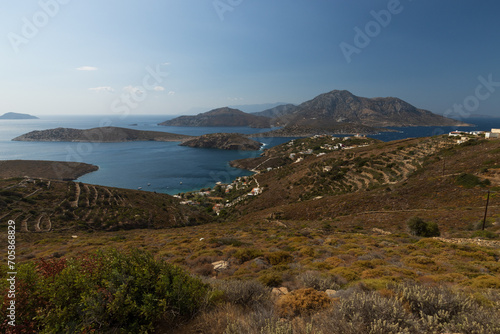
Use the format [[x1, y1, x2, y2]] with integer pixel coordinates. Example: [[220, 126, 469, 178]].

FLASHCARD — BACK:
[[160, 107, 272, 128], [228, 135, 500, 231], [0, 177, 211, 232], [13, 127, 192, 142]]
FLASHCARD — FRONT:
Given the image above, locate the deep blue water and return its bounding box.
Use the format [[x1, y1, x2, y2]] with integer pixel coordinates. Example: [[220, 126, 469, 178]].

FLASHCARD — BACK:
[[1, 116, 499, 194], [368, 118, 500, 142]]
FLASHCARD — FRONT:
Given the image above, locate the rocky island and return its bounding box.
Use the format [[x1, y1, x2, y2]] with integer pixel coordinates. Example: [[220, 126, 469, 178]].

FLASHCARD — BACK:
[[0, 112, 39, 119], [180, 133, 263, 150], [12, 127, 193, 142]]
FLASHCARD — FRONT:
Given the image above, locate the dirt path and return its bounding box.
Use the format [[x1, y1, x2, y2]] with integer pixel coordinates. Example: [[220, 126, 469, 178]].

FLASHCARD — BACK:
[[24, 188, 41, 198]]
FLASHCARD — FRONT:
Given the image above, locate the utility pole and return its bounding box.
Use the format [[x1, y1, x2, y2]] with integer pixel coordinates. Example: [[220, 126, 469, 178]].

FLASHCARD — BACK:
[[482, 190, 490, 231]]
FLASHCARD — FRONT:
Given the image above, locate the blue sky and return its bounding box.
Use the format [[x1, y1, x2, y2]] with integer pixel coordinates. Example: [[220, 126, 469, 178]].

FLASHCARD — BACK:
[[1, 0, 499, 118]]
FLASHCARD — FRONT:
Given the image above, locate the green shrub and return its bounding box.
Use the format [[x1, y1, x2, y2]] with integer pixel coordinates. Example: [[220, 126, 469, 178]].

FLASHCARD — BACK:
[[233, 248, 264, 263], [258, 272, 283, 287], [265, 251, 293, 265], [407, 216, 440, 237], [209, 237, 244, 247], [455, 173, 490, 188], [0, 249, 212, 333]]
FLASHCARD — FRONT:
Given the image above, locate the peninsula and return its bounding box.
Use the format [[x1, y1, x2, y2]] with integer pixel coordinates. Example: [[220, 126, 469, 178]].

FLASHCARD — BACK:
[[0, 160, 98, 180], [12, 127, 193, 142]]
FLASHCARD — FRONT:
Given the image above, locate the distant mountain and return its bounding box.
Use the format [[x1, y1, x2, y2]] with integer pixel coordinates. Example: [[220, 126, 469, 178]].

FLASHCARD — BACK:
[[229, 102, 291, 113], [180, 133, 263, 151], [0, 112, 38, 119], [252, 104, 298, 119], [277, 90, 471, 128], [159, 107, 272, 128], [13, 127, 192, 142]]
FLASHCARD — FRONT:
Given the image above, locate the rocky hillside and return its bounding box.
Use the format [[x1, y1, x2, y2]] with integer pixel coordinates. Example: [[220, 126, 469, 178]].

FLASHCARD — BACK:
[[276, 90, 471, 128], [12, 127, 192, 142], [159, 107, 272, 128], [180, 133, 263, 150]]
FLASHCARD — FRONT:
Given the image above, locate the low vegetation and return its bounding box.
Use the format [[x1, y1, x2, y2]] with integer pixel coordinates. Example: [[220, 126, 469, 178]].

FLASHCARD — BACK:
[[2, 248, 499, 333]]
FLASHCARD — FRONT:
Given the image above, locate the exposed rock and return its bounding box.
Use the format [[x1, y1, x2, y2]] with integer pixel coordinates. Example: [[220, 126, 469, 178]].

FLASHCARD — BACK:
[[160, 107, 272, 128], [180, 133, 263, 150], [272, 287, 289, 296], [372, 228, 392, 235], [252, 257, 270, 268], [433, 237, 500, 248], [212, 260, 229, 272], [325, 289, 337, 298]]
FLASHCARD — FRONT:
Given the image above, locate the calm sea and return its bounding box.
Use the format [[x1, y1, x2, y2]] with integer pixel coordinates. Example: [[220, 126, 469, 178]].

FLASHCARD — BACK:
[[0, 115, 292, 194], [1, 115, 499, 195]]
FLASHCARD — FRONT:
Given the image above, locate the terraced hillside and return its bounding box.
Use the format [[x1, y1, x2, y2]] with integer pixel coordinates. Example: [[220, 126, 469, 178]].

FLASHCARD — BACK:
[[0, 178, 211, 232], [228, 135, 500, 230]]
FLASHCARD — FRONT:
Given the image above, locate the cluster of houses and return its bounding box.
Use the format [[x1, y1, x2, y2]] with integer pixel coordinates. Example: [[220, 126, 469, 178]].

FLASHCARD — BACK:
[[448, 129, 500, 142], [287, 136, 370, 163]]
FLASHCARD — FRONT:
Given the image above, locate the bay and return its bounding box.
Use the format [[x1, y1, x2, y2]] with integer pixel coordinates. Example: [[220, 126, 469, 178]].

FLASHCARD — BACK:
[[0, 115, 290, 194]]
